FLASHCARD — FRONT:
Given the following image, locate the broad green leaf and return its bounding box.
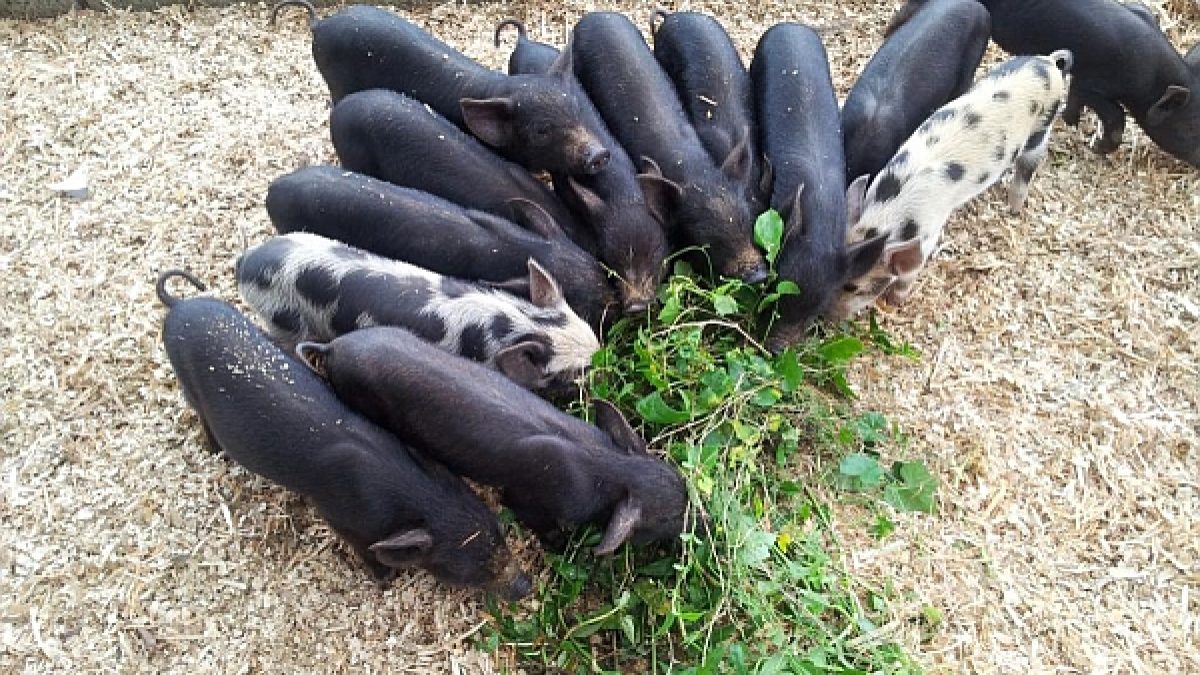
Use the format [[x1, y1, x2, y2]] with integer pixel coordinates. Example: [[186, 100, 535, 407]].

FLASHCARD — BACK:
[[775, 280, 801, 296], [635, 392, 691, 424], [839, 453, 883, 487], [818, 335, 866, 364], [753, 209, 785, 264], [774, 349, 804, 391], [886, 460, 938, 513], [658, 293, 682, 324], [712, 293, 739, 316]]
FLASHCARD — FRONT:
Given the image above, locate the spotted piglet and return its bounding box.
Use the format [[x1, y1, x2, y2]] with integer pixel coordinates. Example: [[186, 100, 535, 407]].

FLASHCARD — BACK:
[[832, 50, 1073, 319], [237, 232, 599, 392]]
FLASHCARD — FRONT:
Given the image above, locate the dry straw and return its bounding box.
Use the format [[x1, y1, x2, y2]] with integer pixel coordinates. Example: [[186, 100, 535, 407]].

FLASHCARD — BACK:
[[1, 0, 1196, 672]]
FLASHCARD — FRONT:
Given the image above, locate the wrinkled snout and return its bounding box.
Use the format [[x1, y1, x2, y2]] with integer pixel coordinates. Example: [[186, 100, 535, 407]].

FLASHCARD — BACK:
[[741, 263, 769, 286], [583, 145, 611, 174], [493, 563, 533, 601], [619, 276, 659, 315], [502, 572, 533, 601], [1050, 49, 1073, 74]]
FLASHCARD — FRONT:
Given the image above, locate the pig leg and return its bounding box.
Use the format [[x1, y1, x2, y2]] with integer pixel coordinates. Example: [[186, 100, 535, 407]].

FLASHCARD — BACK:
[[1007, 128, 1051, 213], [1067, 86, 1126, 154]]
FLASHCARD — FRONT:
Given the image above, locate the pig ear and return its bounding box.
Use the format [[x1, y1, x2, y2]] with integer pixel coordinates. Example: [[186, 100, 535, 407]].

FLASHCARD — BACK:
[[546, 40, 574, 78], [640, 155, 663, 178], [495, 340, 551, 389], [719, 127, 754, 182], [563, 176, 607, 221], [526, 258, 565, 308], [507, 198, 567, 241], [460, 98, 517, 148], [846, 175, 870, 227], [1147, 85, 1190, 125], [757, 156, 774, 202], [637, 157, 682, 225], [369, 528, 433, 568], [593, 399, 647, 454], [595, 494, 642, 555], [295, 341, 330, 377], [845, 232, 889, 280], [780, 183, 805, 229], [482, 275, 532, 299], [884, 239, 924, 277]]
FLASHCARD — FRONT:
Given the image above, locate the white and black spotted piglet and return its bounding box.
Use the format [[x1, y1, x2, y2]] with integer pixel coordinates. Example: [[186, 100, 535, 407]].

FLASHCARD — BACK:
[[236, 232, 600, 391], [831, 49, 1074, 319]]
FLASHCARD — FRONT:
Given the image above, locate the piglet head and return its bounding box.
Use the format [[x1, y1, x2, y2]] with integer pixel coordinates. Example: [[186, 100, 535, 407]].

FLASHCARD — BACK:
[[590, 400, 690, 555], [499, 258, 601, 391], [1142, 80, 1200, 167], [465, 54, 610, 176], [563, 175, 669, 315], [369, 504, 531, 601]]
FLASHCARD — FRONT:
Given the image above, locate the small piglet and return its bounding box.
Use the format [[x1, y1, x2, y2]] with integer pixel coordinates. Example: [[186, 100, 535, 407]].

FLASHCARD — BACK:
[[236, 232, 600, 391], [832, 50, 1074, 318], [652, 10, 769, 209], [750, 23, 888, 350], [842, 0, 991, 184], [570, 11, 767, 284], [285, 2, 610, 175], [495, 19, 561, 76], [330, 88, 595, 252], [977, 0, 1200, 167], [265, 165, 614, 329], [498, 20, 675, 315], [156, 270, 529, 598], [297, 326, 692, 554]]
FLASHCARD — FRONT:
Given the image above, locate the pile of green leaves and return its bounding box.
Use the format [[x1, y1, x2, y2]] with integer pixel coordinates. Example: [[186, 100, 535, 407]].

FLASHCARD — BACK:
[[481, 212, 933, 673]]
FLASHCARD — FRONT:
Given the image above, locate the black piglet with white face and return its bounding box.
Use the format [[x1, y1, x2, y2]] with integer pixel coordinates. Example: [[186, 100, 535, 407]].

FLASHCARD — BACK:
[[264, 165, 614, 330], [156, 271, 530, 599], [236, 232, 600, 392]]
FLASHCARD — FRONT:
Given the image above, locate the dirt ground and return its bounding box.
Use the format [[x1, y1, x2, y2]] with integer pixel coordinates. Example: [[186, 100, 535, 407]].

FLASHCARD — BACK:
[[1, 0, 1196, 672]]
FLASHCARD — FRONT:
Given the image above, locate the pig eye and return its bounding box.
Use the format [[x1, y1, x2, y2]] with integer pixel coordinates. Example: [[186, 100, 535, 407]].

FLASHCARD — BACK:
[[531, 123, 553, 139]]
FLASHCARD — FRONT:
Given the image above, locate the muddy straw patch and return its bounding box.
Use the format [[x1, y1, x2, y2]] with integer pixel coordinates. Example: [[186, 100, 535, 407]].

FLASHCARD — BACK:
[[1, 0, 1197, 672]]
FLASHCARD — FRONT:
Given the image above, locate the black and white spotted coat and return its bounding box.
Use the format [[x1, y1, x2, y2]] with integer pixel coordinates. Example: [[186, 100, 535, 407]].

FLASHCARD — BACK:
[[832, 49, 1073, 319], [237, 232, 600, 390]]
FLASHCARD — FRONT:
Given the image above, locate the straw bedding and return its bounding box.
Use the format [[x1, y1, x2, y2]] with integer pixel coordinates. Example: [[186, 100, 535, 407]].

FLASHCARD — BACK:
[[0, 0, 1196, 672]]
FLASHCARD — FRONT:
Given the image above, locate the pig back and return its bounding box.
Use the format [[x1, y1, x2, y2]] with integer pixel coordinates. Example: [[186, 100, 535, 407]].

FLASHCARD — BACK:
[[842, 0, 990, 183], [265, 166, 612, 328], [752, 23, 844, 232], [329, 89, 595, 252], [653, 12, 760, 180], [161, 298, 426, 494], [311, 5, 493, 109]]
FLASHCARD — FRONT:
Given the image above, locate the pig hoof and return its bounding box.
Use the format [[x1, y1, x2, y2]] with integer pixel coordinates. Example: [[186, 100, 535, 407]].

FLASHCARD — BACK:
[[1091, 131, 1122, 155]]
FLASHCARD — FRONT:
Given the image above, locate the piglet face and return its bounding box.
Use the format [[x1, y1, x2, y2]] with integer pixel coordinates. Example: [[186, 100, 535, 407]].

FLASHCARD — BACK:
[[463, 83, 611, 176], [1141, 83, 1200, 168], [371, 482, 531, 600], [827, 239, 923, 321], [422, 493, 532, 600]]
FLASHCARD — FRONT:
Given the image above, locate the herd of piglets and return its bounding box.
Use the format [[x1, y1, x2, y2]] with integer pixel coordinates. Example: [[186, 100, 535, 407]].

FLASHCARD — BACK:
[[156, 0, 1199, 598]]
